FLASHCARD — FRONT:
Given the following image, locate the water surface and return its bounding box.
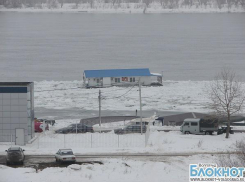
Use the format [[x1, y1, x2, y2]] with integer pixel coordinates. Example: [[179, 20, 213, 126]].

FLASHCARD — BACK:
[[0, 12, 244, 81]]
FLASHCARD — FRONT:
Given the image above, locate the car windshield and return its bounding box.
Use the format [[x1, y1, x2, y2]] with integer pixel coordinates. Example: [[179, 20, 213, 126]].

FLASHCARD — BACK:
[[8, 150, 21, 153], [68, 124, 86, 128], [68, 125, 75, 128], [61, 151, 73, 155]]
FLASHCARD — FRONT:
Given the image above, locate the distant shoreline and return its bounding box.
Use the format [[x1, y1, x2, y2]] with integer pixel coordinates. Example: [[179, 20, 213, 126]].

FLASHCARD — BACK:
[[1, 7, 244, 14]]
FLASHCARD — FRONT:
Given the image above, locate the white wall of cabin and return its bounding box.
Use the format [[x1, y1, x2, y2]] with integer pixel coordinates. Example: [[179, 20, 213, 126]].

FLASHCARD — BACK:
[[85, 76, 152, 88]]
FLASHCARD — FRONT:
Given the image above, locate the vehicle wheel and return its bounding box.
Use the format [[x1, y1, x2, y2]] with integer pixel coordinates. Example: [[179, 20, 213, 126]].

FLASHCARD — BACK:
[[185, 131, 190, 134]]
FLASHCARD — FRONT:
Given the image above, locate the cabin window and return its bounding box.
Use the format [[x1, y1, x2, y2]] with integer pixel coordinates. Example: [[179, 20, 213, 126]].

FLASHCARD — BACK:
[[191, 122, 197, 126], [115, 78, 120, 83], [184, 122, 189, 126], [122, 77, 128, 82], [130, 78, 135, 82]]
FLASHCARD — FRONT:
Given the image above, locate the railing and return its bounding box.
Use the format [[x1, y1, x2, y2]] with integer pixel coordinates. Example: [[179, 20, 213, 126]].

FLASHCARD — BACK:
[[0, 134, 15, 146], [32, 132, 147, 149]]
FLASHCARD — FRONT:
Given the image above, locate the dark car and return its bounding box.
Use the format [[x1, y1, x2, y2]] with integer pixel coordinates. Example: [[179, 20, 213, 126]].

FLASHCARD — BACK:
[[114, 125, 147, 135], [217, 126, 234, 135], [55, 124, 94, 134], [5, 147, 25, 165]]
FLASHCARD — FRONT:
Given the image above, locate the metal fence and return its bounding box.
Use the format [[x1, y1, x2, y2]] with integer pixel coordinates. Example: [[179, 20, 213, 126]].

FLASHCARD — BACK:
[[1, 126, 151, 149], [31, 132, 148, 149], [0, 134, 15, 144]]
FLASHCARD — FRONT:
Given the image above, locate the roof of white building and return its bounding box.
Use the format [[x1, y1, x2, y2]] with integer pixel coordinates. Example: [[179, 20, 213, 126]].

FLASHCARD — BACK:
[[84, 68, 157, 78]]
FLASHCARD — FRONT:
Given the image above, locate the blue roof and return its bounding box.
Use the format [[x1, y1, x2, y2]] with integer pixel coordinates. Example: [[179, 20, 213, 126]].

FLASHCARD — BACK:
[[84, 68, 153, 78]]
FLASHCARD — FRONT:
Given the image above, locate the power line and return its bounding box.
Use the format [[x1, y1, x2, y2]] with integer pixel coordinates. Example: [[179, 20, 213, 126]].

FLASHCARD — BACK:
[[103, 84, 137, 100]]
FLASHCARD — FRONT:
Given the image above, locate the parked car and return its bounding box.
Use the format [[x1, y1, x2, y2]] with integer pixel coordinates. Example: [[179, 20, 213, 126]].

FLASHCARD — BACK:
[[35, 121, 49, 132], [5, 147, 25, 165], [55, 149, 76, 163], [114, 125, 147, 135], [217, 126, 234, 135], [55, 124, 94, 134]]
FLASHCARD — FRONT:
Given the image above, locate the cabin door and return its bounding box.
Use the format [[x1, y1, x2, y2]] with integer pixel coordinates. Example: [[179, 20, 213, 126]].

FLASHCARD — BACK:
[[103, 77, 111, 87]]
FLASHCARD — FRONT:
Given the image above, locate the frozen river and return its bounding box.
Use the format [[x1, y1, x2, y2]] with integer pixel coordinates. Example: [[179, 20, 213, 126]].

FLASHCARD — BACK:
[[0, 12, 245, 81]]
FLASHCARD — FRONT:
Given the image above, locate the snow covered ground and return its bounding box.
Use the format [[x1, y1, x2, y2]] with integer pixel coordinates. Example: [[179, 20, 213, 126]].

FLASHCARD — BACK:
[[0, 154, 220, 182], [0, 118, 244, 155], [1, 80, 245, 154], [1, 126, 244, 182], [1, 3, 244, 13], [34, 80, 245, 113], [1, 80, 245, 180]]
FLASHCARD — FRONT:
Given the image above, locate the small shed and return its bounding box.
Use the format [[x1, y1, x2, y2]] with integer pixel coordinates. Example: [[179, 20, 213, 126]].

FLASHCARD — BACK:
[[83, 68, 162, 88]]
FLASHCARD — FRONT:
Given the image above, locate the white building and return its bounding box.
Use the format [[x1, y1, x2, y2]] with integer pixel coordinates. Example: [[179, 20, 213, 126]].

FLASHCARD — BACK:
[[83, 68, 162, 88], [0, 82, 34, 145]]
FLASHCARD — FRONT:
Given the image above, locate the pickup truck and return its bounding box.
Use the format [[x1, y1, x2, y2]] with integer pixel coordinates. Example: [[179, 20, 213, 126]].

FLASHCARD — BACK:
[[180, 118, 218, 135]]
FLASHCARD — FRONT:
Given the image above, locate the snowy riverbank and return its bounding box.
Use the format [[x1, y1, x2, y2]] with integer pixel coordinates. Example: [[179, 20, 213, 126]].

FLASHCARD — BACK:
[[1, 3, 244, 13]]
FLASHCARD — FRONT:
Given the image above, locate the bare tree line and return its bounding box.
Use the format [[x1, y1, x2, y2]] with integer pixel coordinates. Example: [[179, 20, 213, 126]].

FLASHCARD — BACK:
[[0, 0, 245, 9]]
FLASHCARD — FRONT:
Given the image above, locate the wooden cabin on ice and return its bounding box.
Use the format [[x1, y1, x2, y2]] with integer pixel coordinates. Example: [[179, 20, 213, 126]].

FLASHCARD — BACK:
[[83, 68, 162, 88]]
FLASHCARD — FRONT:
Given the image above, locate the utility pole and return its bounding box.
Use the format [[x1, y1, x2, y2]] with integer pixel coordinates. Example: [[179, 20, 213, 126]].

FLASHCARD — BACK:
[[161, 71, 164, 85], [76, 121, 77, 134], [139, 78, 143, 135], [98, 89, 101, 133]]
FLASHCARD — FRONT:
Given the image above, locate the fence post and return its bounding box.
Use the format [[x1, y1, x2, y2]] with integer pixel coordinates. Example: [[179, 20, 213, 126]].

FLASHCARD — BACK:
[[118, 135, 119, 148], [64, 134, 66, 148], [145, 125, 150, 147], [38, 136, 39, 149], [91, 134, 92, 148], [10, 134, 12, 147]]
